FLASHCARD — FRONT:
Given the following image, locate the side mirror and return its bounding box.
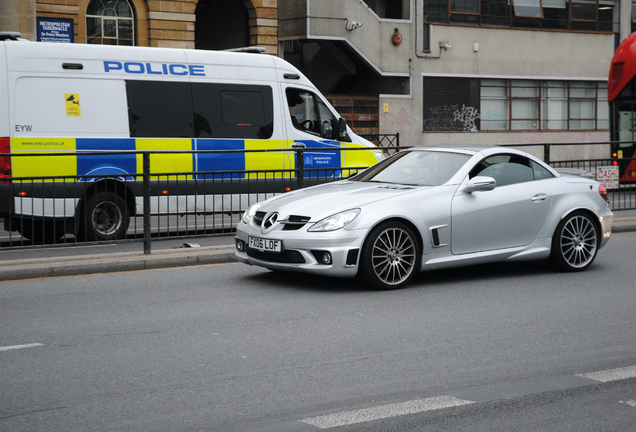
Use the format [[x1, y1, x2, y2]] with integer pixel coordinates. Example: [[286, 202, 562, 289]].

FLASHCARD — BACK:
[[464, 176, 496, 193], [338, 117, 347, 140]]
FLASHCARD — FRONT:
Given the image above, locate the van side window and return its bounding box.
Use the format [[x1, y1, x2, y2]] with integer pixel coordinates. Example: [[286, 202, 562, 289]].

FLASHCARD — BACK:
[[192, 83, 274, 139], [126, 81, 194, 138], [125, 81, 274, 139], [286, 88, 338, 140]]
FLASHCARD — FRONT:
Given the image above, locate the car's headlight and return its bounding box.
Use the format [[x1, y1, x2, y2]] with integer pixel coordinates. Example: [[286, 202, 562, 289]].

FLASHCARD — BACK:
[[308, 209, 361, 232], [242, 202, 262, 224]]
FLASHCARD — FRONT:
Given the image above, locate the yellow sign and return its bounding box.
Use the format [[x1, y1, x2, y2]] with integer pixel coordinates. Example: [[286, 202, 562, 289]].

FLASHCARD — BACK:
[[65, 93, 81, 117]]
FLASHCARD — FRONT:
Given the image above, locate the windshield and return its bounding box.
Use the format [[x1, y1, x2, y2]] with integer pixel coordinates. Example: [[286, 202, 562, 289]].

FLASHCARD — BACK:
[[351, 151, 472, 186]]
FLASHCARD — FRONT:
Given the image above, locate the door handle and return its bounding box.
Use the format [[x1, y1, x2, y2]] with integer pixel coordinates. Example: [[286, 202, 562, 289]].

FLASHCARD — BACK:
[[531, 193, 548, 202]]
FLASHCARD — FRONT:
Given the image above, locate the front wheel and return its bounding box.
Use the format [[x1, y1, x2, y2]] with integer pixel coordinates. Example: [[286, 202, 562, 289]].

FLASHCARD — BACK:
[[81, 191, 130, 241], [359, 222, 420, 290], [549, 211, 599, 272]]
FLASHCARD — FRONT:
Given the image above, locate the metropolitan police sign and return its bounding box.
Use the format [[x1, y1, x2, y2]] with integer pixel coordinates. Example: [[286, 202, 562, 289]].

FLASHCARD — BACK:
[[37, 18, 74, 43]]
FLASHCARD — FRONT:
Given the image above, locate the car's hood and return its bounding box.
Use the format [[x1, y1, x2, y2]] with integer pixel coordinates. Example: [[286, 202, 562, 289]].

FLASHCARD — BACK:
[[256, 180, 421, 220]]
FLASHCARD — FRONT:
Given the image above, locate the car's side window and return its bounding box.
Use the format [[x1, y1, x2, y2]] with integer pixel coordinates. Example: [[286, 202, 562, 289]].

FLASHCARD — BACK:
[[469, 154, 534, 186], [531, 161, 554, 179]]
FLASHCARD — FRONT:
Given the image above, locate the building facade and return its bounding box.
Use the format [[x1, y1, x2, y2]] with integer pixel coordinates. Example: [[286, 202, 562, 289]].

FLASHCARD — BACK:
[[278, 0, 636, 159], [2, 0, 635, 157], [0, 0, 279, 53]]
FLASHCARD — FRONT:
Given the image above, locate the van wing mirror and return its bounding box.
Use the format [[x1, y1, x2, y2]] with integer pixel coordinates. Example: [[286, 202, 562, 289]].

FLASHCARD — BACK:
[[338, 117, 347, 140], [464, 176, 496, 193]]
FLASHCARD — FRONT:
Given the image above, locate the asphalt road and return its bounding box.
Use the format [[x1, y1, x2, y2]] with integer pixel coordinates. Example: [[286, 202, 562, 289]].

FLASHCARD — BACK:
[[1, 232, 635, 432]]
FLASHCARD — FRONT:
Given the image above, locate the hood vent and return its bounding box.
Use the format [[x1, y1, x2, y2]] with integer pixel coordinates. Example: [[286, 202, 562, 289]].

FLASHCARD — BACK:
[[377, 185, 415, 190]]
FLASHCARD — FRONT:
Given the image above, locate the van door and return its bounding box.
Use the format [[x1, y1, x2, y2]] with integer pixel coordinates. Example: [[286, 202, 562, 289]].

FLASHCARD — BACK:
[[281, 86, 346, 179]]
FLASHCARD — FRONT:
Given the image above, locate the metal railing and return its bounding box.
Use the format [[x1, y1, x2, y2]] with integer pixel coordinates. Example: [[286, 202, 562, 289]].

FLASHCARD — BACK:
[[0, 146, 370, 251], [1, 139, 633, 251], [360, 133, 400, 155]]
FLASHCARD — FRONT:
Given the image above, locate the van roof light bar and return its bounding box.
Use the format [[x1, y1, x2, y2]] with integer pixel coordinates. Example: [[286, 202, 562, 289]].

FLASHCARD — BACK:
[[0, 32, 22, 41], [223, 47, 266, 54]]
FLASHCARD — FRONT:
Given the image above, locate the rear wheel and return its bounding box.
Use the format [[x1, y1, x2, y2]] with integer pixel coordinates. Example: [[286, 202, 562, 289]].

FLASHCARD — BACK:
[[16, 219, 65, 244], [549, 211, 599, 271], [359, 221, 420, 290], [82, 191, 129, 241]]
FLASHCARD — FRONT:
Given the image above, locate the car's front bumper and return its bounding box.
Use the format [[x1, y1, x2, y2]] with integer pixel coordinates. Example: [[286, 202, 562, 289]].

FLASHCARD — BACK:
[[234, 221, 365, 278]]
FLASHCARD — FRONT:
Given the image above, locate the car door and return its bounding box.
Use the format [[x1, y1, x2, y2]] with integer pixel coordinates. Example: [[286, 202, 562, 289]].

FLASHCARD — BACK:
[[450, 154, 552, 255]]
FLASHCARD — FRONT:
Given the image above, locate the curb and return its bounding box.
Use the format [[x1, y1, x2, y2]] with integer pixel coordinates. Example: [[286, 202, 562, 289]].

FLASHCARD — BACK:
[[1, 222, 635, 283], [0, 246, 238, 282]]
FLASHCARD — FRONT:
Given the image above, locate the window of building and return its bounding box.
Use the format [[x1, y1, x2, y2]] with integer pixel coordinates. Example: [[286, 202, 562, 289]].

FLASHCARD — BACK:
[[424, 0, 619, 32], [481, 79, 607, 131], [424, 77, 608, 132], [363, 0, 409, 19], [86, 0, 135, 45], [513, 0, 543, 17]]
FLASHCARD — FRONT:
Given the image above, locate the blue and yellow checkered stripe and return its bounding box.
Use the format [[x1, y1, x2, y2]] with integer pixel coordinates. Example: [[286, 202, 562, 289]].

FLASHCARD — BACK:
[[9, 138, 378, 179]]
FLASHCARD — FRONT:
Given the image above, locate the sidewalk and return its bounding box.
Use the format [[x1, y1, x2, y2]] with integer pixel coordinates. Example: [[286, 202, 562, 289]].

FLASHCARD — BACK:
[[1, 210, 635, 282]]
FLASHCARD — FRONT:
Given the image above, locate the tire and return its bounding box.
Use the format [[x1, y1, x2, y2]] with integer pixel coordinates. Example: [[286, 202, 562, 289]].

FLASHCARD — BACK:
[[82, 191, 129, 241], [16, 219, 65, 244], [549, 211, 599, 272], [359, 221, 420, 290]]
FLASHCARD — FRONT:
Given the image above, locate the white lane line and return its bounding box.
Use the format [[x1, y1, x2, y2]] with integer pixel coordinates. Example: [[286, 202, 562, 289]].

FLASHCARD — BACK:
[[0, 343, 44, 352], [299, 364, 636, 429], [577, 365, 636, 383], [300, 396, 475, 429]]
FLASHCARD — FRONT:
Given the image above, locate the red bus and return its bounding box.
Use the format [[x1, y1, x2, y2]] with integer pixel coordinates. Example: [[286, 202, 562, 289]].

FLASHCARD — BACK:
[[609, 32, 636, 183]]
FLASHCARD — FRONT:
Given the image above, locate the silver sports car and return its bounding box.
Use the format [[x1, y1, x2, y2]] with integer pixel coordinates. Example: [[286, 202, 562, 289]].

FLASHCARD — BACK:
[[235, 146, 613, 289]]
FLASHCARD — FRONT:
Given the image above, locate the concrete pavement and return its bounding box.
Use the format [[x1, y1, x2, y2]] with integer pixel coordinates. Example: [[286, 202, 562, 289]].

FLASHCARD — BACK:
[[1, 210, 635, 282]]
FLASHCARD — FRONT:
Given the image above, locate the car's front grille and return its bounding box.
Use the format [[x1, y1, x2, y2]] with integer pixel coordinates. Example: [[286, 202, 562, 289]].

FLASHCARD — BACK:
[[281, 215, 311, 231], [246, 248, 306, 264], [253, 211, 266, 226], [252, 212, 310, 230]]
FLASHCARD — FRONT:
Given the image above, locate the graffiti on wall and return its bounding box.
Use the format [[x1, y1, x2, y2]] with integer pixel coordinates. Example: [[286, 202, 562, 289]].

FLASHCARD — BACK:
[[423, 104, 480, 133]]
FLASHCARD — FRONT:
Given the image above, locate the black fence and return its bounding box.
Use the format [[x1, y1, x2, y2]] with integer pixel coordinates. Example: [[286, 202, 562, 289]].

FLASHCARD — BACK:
[[1, 138, 633, 252], [0, 146, 375, 252]]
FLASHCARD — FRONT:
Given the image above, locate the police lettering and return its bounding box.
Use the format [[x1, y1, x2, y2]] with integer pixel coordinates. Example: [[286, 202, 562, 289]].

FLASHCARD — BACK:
[[103, 61, 205, 76]]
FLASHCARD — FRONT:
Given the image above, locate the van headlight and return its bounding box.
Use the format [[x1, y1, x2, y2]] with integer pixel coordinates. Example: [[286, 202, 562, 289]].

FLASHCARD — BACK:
[[242, 203, 262, 224], [308, 209, 360, 232]]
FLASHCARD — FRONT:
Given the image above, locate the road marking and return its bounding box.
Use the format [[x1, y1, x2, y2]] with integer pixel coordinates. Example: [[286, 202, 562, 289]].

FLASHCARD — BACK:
[[0, 343, 44, 352], [298, 364, 636, 429], [576, 365, 636, 382], [300, 396, 474, 429]]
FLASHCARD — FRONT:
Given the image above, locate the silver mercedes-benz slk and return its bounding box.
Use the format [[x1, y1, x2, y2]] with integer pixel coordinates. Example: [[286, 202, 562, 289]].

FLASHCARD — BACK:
[[235, 146, 613, 289]]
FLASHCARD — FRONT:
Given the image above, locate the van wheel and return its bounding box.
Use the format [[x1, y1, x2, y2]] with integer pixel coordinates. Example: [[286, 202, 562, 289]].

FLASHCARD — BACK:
[[82, 191, 129, 241], [16, 220, 65, 244]]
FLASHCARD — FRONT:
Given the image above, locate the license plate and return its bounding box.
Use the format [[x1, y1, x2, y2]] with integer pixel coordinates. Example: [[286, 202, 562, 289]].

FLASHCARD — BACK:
[[248, 236, 282, 253]]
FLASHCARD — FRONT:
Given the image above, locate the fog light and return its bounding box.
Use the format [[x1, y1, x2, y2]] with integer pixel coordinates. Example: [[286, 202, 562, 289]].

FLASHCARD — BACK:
[[236, 240, 244, 251], [321, 252, 332, 265]]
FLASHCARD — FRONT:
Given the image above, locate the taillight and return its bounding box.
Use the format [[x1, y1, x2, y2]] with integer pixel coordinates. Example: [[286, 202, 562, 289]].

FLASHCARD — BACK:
[[0, 137, 11, 181], [599, 185, 610, 204]]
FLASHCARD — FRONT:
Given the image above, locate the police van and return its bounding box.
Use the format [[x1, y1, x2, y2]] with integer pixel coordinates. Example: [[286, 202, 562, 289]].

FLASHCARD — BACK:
[[0, 35, 381, 242]]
